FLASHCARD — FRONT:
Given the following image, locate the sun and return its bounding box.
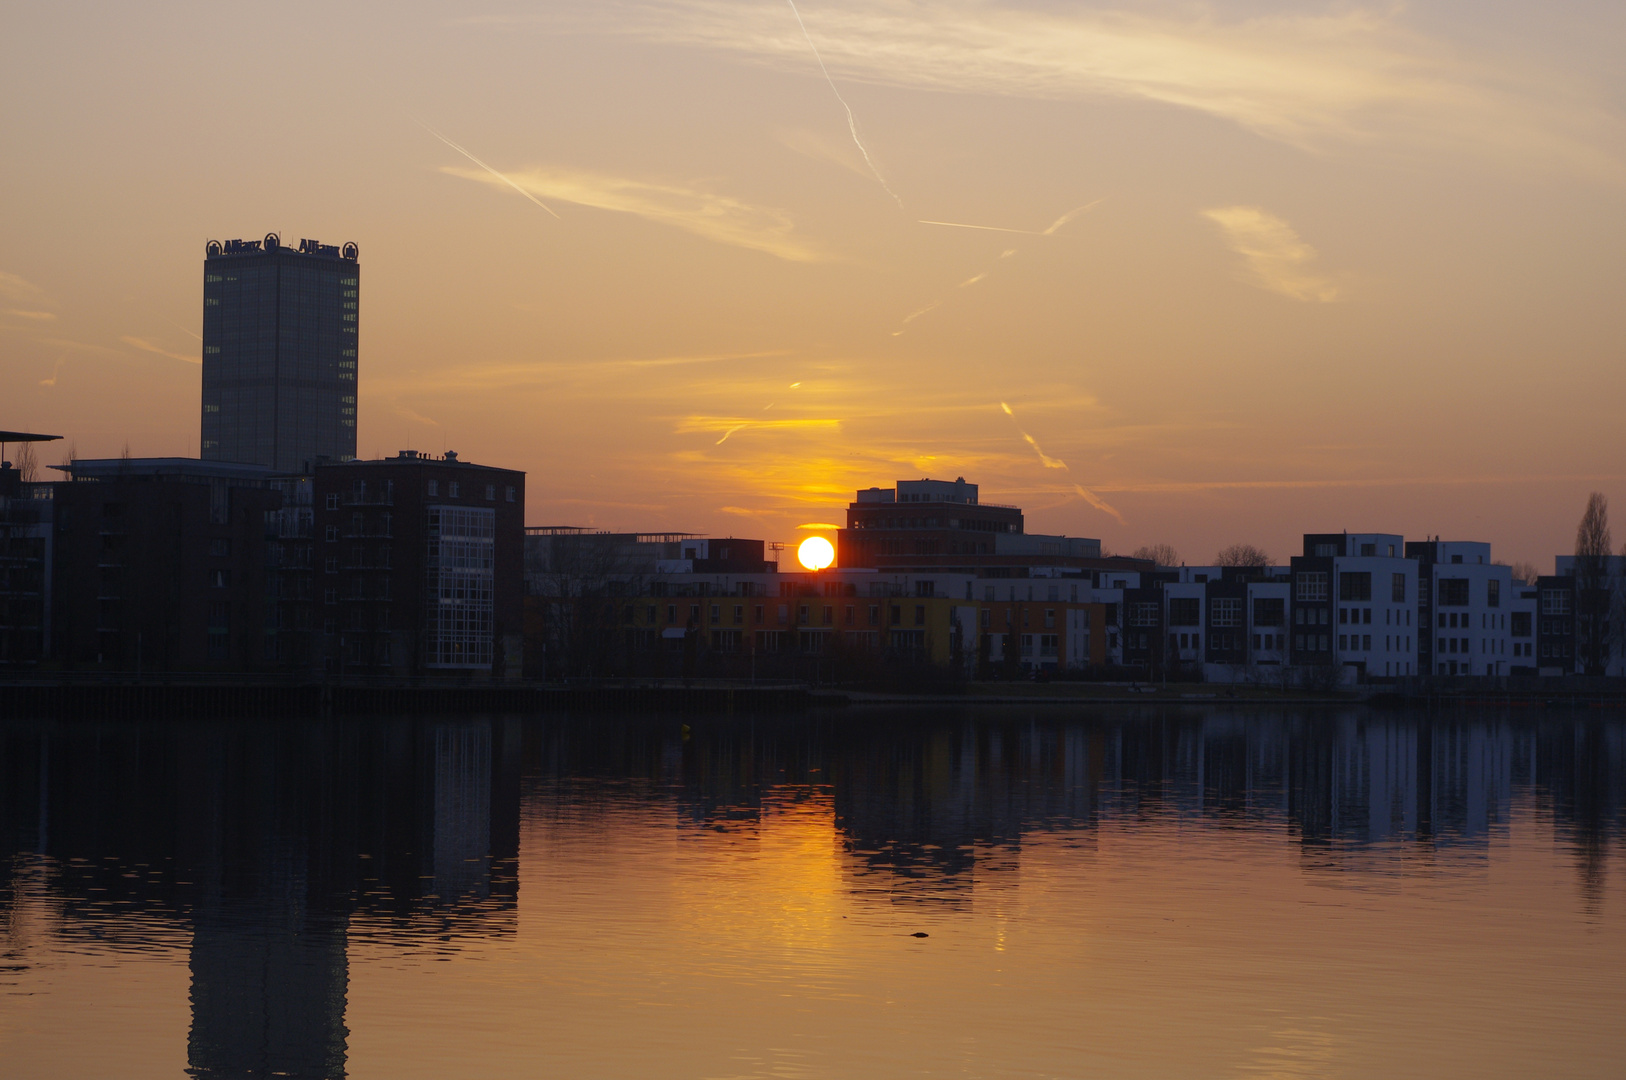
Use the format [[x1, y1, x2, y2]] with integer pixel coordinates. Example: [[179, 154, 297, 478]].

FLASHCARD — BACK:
[[797, 535, 835, 571]]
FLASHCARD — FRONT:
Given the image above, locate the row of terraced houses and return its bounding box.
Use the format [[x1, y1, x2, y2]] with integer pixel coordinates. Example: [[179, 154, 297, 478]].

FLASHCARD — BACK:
[[5, 449, 1620, 684]]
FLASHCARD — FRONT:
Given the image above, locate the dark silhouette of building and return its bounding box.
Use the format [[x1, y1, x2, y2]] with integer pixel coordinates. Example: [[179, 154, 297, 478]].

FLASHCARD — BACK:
[[201, 234, 359, 471], [48, 458, 279, 671], [0, 430, 61, 668], [836, 477, 1138, 580], [310, 451, 525, 677]]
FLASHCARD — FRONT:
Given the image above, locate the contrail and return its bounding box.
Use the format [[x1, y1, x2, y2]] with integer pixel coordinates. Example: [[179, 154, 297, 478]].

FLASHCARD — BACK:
[[165, 318, 202, 343], [919, 199, 1104, 237], [417, 120, 560, 219], [919, 220, 1040, 235], [1041, 198, 1106, 235], [785, 0, 901, 206], [897, 200, 1105, 335], [1072, 483, 1125, 524], [1000, 402, 1124, 523]]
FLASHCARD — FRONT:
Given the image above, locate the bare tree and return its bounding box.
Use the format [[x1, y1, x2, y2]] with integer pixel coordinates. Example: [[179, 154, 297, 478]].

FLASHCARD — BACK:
[[1574, 493, 1613, 675], [13, 442, 38, 482], [1215, 543, 1271, 569], [1505, 560, 1540, 586], [1130, 543, 1179, 567]]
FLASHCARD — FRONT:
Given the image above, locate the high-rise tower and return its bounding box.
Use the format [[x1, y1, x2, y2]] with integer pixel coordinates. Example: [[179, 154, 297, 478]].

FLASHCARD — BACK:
[[201, 233, 359, 471]]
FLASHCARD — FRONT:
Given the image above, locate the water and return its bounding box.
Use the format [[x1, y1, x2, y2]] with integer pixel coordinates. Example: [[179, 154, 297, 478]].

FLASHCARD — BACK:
[[2, 707, 1623, 1079]]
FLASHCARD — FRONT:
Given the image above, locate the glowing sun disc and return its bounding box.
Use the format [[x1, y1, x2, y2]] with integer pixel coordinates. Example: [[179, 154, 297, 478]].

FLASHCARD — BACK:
[[797, 536, 835, 571]]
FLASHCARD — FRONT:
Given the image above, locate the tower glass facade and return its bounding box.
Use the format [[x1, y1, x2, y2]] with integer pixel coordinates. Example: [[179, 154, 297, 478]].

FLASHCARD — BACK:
[[201, 234, 359, 471]]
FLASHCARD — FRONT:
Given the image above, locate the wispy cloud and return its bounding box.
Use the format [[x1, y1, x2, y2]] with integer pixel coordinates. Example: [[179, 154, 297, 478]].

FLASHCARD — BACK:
[[392, 402, 442, 427], [443, 166, 828, 262], [1092, 473, 1626, 494], [122, 336, 199, 364], [366, 350, 787, 396], [1202, 206, 1338, 302], [1, 272, 58, 326], [594, 1, 1624, 176], [774, 126, 871, 179], [0, 271, 48, 304]]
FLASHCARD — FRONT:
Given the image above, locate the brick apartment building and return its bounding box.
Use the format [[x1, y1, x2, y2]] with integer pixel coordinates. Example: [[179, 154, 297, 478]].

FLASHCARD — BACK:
[[311, 451, 525, 678]]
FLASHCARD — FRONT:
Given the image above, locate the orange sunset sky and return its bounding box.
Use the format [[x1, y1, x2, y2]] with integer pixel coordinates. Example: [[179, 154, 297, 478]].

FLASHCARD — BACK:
[[3, 0, 1624, 568]]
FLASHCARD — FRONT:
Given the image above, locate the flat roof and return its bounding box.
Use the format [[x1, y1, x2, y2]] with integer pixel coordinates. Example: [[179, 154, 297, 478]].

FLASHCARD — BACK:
[[0, 431, 63, 442], [337, 451, 521, 473], [52, 457, 278, 481]]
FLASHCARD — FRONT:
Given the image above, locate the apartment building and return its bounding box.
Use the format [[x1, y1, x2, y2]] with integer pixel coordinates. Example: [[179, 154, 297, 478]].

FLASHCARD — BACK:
[[1407, 540, 1515, 676]]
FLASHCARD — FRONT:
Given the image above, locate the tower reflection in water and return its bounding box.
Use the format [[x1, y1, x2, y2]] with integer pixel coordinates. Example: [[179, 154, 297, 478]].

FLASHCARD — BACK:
[[0, 717, 522, 1079], [1, 708, 1624, 1077]]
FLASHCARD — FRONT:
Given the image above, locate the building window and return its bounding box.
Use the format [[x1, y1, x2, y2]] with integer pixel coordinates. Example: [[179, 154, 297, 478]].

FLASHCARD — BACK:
[[1541, 589, 1571, 615], [1488, 579, 1500, 608], [428, 480, 439, 497], [1339, 572, 1372, 601], [1438, 578, 1470, 606], [486, 484, 496, 500], [1169, 598, 1200, 626], [1253, 598, 1284, 626], [1211, 598, 1241, 628], [506, 486, 516, 502], [325, 525, 338, 542], [448, 482, 460, 498], [1297, 572, 1328, 601], [1392, 573, 1407, 602]]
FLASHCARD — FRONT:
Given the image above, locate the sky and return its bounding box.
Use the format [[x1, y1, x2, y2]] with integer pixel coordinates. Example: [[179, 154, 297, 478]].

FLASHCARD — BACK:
[[3, 0, 1624, 569]]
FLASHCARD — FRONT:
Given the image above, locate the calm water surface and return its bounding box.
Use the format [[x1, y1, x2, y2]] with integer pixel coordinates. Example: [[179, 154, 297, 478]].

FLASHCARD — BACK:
[[2, 707, 1624, 1079]]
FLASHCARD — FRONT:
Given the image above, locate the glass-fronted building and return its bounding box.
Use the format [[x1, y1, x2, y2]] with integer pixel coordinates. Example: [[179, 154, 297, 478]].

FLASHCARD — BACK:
[[201, 234, 359, 471]]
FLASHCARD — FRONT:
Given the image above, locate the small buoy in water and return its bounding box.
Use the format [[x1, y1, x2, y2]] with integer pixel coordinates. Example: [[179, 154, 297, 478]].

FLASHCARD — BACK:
[[910, 932, 929, 938]]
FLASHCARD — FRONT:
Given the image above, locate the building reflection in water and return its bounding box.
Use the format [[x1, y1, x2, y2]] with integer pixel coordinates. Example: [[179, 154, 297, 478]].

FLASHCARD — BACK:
[[525, 708, 1626, 905], [0, 717, 522, 1079], [2, 707, 1624, 1074]]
